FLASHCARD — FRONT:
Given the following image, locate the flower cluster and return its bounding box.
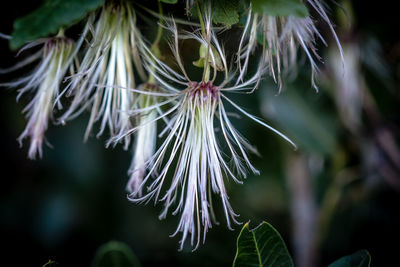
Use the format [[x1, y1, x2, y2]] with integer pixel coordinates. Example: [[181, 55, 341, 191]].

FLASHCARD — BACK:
[[2, 0, 342, 250], [238, 0, 344, 91]]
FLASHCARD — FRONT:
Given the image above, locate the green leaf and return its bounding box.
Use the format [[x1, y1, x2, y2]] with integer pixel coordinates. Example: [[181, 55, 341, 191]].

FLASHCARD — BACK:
[[211, 0, 240, 28], [92, 241, 141, 267], [261, 84, 338, 156], [159, 0, 178, 4], [328, 250, 371, 267], [10, 0, 105, 50], [233, 221, 294, 267], [251, 0, 309, 17]]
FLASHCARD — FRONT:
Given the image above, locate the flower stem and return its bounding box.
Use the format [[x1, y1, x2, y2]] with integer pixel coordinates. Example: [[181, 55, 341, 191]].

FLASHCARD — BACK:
[[151, 0, 163, 51], [196, 0, 206, 38], [149, 0, 164, 84], [196, 1, 211, 82]]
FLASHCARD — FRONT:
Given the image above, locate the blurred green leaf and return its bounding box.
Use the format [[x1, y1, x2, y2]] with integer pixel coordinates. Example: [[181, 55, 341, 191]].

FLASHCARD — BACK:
[[261, 86, 338, 155], [211, 0, 240, 27], [160, 0, 178, 3], [92, 241, 141, 267], [233, 221, 294, 267], [251, 0, 309, 17], [328, 250, 371, 267], [11, 0, 104, 50]]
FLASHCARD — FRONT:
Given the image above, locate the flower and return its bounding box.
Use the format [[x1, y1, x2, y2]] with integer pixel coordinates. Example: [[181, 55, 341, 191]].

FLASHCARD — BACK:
[[237, 0, 344, 91], [125, 83, 159, 195], [1, 32, 76, 159], [60, 1, 146, 150], [110, 9, 296, 250]]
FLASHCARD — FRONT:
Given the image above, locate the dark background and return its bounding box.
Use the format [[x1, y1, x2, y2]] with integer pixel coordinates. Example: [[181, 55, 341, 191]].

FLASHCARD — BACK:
[[1, 1, 400, 266]]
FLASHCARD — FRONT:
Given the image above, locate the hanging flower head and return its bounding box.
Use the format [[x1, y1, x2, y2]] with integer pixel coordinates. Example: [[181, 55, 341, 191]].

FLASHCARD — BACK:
[[237, 0, 344, 91], [125, 82, 161, 196], [60, 1, 146, 150], [110, 5, 296, 250], [1, 32, 76, 159]]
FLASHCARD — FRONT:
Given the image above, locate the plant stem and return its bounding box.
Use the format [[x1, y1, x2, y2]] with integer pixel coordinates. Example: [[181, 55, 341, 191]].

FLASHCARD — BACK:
[[195, 0, 206, 38], [149, 0, 164, 84], [151, 0, 163, 51]]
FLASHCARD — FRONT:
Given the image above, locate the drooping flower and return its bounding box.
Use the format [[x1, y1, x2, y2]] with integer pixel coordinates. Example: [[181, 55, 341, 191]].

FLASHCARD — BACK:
[[60, 1, 146, 150], [110, 9, 296, 250], [237, 0, 344, 91], [125, 83, 160, 195], [1, 32, 76, 159]]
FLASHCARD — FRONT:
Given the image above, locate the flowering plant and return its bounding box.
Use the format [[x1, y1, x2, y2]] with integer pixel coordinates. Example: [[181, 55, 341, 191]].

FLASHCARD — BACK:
[[4, 1, 394, 266], [2, 0, 342, 250]]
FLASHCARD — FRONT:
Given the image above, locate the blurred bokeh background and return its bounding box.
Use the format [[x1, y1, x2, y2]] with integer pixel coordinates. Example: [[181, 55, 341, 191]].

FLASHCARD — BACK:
[[1, 1, 399, 266]]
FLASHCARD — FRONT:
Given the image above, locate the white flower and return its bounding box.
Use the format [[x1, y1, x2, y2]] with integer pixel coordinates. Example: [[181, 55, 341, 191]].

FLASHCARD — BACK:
[[60, 2, 146, 150], [111, 10, 296, 250], [125, 83, 159, 196], [1, 33, 76, 159], [237, 0, 344, 91]]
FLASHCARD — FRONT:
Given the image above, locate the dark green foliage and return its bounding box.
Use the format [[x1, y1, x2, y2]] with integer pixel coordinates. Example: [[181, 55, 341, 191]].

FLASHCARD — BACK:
[[211, 0, 240, 28], [328, 250, 371, 267], [251, 0, 308, 17], [233, 221, 294, 267], [11, 0, 104, 50], [160, 0, 178, 4]]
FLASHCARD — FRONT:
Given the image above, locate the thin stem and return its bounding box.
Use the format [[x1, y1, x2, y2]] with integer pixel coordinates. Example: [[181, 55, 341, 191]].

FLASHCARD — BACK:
[[195, 1, 211, 81], [203, 64, 210, 82], [149, 0, 164, 84], [151, 0, 164, 50], [195, 0, 206, 38]]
